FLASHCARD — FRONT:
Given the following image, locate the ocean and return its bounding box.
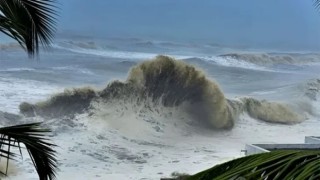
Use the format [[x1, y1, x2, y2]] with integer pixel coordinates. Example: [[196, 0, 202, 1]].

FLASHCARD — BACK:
[[0, 36, 320, 179]]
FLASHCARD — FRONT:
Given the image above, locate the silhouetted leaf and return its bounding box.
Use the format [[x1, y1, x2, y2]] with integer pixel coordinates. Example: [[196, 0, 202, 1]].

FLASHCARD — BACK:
[[0, 123, 58, 180], [0, 0, 57, 57], [187, 150, 320, 180]]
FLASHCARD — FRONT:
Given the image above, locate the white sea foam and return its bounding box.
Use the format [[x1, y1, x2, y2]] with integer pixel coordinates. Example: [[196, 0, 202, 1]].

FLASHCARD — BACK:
[[5, 96, 320, 180], [0, 76, 60, 113], [0, 68, 36, 72], [1, 40, 320, 180], [202, 56, 270, 71], [51, 66, 94, 75]]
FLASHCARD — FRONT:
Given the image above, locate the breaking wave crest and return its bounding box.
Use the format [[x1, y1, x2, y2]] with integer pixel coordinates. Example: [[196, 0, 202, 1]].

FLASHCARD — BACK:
[[19, 88, 97, 118], [219, 53, 320, 66], [19, 56, 304, 130], [232, 98, 304, 124]]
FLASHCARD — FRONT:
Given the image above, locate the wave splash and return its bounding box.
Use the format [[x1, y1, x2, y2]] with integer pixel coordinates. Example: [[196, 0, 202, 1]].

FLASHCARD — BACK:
[[19, 56, 304, 129], [241, 98, 304, 124]]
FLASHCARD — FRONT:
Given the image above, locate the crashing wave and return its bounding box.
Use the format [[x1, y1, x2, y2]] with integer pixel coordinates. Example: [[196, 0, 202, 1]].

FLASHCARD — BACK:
[[20, 88, 97, 118], [240, 98, 303, 124], [20, 56, 304, 129]]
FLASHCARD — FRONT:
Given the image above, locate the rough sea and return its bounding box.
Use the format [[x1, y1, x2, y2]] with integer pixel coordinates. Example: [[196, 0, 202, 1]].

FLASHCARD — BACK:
[[1, 35, 320, 179]]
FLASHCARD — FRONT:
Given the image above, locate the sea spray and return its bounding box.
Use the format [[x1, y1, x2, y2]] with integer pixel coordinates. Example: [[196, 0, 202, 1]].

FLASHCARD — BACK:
[[303, 79, 320, 101], [20, 87, 97, 118], [20, 56, 234, 129], [20, 56, 305, 129], [227, 98, 304, 124], [126, 55, 234, 128]]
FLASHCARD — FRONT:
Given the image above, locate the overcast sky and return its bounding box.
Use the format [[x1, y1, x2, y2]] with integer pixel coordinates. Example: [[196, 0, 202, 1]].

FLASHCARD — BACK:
[[17, 1, 320, 50]]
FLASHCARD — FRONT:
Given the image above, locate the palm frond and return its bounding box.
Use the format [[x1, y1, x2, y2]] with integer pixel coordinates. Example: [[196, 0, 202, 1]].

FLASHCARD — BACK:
[[187, 150, 320, 180], [0, 122, 58, 180], [0, 0, 57, 57], [314, 0, 320, 10]]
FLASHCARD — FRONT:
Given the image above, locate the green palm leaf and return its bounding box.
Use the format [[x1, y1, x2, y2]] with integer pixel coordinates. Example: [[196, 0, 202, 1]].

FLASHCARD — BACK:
[[0, 0, 57, 56], [0, 122, 58, 180], [186, 150, 320, 180]]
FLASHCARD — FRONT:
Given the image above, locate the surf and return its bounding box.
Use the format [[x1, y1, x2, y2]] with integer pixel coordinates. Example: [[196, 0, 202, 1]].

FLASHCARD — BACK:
[[19, 56, 305, 130]]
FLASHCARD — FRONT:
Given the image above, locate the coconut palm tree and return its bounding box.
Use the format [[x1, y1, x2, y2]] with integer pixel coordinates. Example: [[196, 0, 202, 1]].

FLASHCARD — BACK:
[[185, 150, 320, 180], [0, 123, 57, 180], [0, 0, 58, 179], [0, 0, 57, 56]]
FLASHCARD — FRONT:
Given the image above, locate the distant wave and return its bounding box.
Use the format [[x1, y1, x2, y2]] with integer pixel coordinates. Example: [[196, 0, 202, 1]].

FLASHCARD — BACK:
[[133, 41, 155, 47], [219, 53, 320, 66], [51, 66, 94, 75], [20, 56, 304, 131], [0, 42, 21, 50], [52, 41, 157, 59], [53, 40, 318, 71], [0, 68, 37, 72], [158, 41, 200, 48], [52, 42, 191, 60], [182, 57, 277, 72], [131, 40, 200, 49], [199, 56, 269, 71], [65, 41, 97, 49], [132, 40, 195, 49], [0, 66, 93, 76]]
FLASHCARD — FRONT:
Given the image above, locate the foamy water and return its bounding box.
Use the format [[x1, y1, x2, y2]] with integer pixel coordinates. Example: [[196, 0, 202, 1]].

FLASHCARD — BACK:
[[0, 38, 320, 179], [0, 76, 61, 113]]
